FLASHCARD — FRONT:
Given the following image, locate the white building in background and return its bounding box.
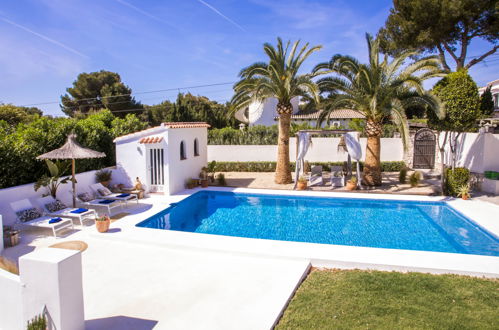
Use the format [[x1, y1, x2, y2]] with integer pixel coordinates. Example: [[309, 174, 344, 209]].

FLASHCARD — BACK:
[[479, 78, 499, 118], [114, 122, 209, 195], [234, 96, 364, 128]]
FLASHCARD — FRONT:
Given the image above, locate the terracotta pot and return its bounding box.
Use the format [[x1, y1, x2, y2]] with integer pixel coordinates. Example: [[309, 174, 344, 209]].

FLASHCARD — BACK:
[[345, 181, 357, 191], [297, 181, 307, 190], [200, 179, 209, 188], [95, 217, 110, 233], [461, 194, 469, 200]]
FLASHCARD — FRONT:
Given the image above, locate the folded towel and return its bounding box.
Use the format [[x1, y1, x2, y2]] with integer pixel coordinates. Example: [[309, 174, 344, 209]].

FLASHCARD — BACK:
[[49, 217, 62, 224], [98, 199, 115, 204], [70, 208, 88, 214], [116, 193, 131, 198]]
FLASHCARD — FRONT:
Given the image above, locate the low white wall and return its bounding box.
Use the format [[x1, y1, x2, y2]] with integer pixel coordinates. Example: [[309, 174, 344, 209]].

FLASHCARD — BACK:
[[0, 268, 23, 330], [0, 167, 129, 226], [0, 248, 84, 330], [208, 137, 404, 163]]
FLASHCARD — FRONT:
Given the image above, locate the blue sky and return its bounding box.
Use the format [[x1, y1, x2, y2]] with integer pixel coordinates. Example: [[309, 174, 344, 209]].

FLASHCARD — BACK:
[[0, 0, 497, 116]]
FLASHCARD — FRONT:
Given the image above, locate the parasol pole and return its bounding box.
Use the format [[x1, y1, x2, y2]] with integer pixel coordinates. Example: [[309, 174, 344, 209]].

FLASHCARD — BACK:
[[72, 158, 76, 207]]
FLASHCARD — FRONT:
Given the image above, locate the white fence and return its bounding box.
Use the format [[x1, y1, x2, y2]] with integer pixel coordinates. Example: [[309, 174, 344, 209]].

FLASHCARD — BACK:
[[208, 137, 404, 162]]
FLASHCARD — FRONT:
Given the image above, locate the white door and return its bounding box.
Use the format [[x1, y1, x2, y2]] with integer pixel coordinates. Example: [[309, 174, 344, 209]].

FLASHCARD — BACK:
[[147, 147, 166, 192]]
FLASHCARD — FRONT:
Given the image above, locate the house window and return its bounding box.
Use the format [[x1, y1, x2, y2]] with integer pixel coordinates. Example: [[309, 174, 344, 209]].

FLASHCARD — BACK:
[[493, 93, 499, 109], [194, 138, 199, 156], [180, 141, 187, 160]]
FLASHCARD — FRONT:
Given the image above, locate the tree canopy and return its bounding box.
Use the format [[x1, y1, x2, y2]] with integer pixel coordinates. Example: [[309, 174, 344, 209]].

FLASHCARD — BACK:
[[141, 93, 235, 128], [61, 70, 143, 117], [428, 70, 481, 132], [480, 86, 495, 117], [378, 0, 499, 72], [0, 104, 43, 126]]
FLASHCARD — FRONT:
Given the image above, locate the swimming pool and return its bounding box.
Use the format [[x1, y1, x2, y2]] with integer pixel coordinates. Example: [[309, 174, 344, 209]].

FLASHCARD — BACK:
[[137, 191, 499, 257]]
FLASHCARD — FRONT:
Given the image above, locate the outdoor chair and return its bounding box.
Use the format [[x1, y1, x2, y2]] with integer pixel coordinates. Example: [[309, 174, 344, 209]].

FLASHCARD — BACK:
[[10, 199, 74, 237], [76, 191, 122, 216], [330, 165, 345, 188], [90, 183, 139, 206], [309, 165, 324, 186], [37, 196, 97, 227]]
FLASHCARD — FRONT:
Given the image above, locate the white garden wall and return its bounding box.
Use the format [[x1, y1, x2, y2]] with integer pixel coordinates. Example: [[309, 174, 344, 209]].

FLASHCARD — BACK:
[[438, 132, 499, 173], [208, 137, 404, 162], [0, 167, 128, 227]]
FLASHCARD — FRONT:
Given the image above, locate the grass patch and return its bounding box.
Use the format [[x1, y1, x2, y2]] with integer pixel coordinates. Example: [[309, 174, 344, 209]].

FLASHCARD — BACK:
[[276, 269, 499, 329]]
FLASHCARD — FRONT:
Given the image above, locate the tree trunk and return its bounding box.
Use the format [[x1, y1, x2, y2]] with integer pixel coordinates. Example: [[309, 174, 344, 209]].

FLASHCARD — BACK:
[[363, 119, 383, 186], [275, 103, 293, 184]]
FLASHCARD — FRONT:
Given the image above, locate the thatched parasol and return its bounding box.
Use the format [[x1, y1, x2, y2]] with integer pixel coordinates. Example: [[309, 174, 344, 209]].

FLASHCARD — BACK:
[[37, 134, 105, 207]]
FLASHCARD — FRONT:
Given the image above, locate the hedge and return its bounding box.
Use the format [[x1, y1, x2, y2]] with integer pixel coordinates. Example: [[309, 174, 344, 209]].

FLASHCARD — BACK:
[[213, 161, 406, 172]]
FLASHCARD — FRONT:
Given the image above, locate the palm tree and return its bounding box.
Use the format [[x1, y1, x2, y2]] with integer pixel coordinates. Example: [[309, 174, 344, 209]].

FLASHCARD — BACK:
[[313, 34, 444, 186], [231, 38, 322, 184]]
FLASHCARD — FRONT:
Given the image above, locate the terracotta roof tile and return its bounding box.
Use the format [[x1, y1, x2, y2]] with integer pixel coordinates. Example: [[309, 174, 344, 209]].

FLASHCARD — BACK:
[[163, 122, 211, 128], [139, 136, 163, 144]]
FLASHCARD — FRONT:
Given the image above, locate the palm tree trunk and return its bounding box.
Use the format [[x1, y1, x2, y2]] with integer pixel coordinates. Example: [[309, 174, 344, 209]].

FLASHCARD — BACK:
[[275, 103, 293, 184], [363, 119, 383, 186]]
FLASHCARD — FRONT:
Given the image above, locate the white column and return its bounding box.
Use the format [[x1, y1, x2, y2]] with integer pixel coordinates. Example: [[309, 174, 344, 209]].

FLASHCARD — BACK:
[[19, 248, 85, 330]]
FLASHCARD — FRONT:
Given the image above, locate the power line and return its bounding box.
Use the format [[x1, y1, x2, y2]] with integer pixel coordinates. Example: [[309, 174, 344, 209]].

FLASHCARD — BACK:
[[53, 87, 235, 111], [19, 81, 236, 107]]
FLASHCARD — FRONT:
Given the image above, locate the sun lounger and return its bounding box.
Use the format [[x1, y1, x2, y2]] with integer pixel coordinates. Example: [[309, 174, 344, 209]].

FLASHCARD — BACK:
[[10, 199, 73, 237], [330, 165, 345, 188], [76, 191, 122, 216], [309, 165, 324, 186], [37, 196, 97, 227], [90, 183, 139, 206]]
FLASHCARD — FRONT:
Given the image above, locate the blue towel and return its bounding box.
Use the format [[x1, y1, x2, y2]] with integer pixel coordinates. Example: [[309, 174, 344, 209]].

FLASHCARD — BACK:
[[116, 193, 131, 198], [98, 199, 115, 204], [49, 217, 62, 224], [70, 208, 88, 214]]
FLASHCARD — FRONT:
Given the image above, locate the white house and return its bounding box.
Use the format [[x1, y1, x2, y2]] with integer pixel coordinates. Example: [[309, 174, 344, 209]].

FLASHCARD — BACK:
[[114, 122, 209, 195], [479, 78, 499, 118], [233, 97, 364, 128], [273, 109, 365, 128]]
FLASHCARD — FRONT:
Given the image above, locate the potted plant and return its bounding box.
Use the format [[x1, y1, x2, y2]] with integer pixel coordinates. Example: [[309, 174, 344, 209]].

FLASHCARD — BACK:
[[399, 167, 408, 184], [457, 184, 471, 200], [199, 167, 209, 188], [186, 178, 198, 189], [345, 176, 358, 191], [95, 169, 112, 187], [297, 176, 308, 190], [95, 215, 110, 233]]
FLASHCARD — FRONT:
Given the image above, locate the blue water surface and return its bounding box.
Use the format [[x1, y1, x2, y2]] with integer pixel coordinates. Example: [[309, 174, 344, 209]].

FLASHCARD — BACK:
[[137, 191, 499, 256]]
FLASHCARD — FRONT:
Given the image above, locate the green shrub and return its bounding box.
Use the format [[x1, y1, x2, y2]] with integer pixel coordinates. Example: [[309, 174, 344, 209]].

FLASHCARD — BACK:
[[399, 167, 408, 184], [0, 110, 146, 189], [409, 171, 422, 187], [27, 314, 47, 330], [213, 161, 405, 173], [445, 167, 470, 196]]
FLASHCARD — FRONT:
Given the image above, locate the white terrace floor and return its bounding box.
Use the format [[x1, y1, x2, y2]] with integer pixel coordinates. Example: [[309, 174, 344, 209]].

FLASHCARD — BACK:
[[3, 193, 310, 330], [3, 188, 499, 329]]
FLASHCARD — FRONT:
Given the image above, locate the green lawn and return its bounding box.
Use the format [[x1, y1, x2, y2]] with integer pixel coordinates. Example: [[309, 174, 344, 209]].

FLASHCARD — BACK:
[[276, 269, 499, 329]]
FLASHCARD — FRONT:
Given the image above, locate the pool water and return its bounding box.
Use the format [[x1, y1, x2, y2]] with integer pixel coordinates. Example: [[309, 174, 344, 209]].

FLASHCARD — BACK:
[[137, 191, 499, 256]]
